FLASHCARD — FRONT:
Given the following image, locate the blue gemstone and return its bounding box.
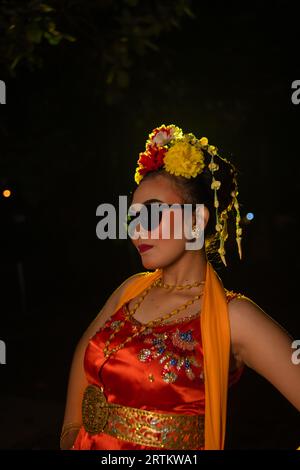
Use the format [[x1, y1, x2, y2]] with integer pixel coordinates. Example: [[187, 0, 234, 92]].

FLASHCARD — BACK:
[[153, 338, 163, 345], [170, 358, 177, 366], [180, 331, 193, 342], [185, 359, 190, 368]]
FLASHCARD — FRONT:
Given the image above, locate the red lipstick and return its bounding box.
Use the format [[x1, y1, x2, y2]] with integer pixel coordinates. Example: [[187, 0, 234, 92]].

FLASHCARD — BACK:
[[138, 244, 153, 253]]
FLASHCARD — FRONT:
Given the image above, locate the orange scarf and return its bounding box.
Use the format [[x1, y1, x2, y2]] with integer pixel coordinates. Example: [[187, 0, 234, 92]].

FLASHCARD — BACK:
[[114, 261, 231, 450]]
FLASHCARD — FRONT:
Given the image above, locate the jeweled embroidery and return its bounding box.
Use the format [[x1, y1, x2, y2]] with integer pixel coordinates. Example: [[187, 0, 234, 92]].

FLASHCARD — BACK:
[[110, 320, 123, 330], [137, 328, 203, 383], [171, 329, 198, 351]]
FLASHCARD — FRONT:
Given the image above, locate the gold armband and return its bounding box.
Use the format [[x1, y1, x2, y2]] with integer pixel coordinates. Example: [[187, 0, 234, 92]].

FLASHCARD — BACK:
[[60, 422, 81, 449]]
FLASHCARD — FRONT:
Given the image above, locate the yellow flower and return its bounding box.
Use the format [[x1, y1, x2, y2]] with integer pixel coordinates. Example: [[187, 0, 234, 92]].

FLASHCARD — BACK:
[[211, 180, 221, 190], [208, 145, 217, 156], [218, 247, 226, 255], [134, 167, 143, 184], [199, 137, 208, 147], [208, 162, 219, 172], [163, 141, 205, 178]]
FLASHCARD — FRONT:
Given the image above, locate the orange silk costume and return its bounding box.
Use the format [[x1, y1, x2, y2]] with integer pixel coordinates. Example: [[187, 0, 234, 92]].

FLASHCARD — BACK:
[[73, 261, 244, 450]]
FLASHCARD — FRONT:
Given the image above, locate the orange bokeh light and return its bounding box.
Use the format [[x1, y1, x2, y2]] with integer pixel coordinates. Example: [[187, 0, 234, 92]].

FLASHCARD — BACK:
[[2, 189, 11, 198]]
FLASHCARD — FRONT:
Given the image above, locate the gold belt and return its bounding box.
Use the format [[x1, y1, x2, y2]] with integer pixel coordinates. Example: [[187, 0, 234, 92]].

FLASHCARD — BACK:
[[82, 385, 204, 450]]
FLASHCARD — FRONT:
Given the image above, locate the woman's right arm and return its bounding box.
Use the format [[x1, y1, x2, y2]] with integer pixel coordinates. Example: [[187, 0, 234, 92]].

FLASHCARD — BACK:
[[60, 273, 143, 450]]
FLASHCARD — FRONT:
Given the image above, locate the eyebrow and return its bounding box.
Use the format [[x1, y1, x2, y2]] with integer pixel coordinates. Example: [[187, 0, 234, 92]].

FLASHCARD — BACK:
[[142, 199, 164, 204]]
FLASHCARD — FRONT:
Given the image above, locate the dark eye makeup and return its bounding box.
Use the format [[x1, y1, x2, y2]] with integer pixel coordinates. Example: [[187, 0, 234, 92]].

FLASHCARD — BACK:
[[126, 203, 196, 232]]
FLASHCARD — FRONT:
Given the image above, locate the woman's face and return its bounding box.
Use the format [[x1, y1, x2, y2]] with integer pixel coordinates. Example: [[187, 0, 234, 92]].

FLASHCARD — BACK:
[[129, 174, 209, 270]]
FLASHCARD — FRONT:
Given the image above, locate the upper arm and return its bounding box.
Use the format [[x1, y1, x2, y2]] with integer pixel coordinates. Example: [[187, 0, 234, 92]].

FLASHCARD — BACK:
[[229, 296, 300, 412], [61, 272, 144, 436]]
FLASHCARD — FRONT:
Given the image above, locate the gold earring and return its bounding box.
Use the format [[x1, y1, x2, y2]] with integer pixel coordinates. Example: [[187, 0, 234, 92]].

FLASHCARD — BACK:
[[191, 224, 201, 239]]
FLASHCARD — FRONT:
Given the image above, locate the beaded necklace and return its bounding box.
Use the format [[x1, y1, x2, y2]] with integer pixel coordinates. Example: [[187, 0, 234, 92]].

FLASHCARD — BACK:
[[155, 278, 205, 290], [103, 277, 205, 358]]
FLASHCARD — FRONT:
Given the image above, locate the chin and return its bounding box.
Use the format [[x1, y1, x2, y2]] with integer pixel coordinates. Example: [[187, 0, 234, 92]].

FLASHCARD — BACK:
[[141, 259, 159, 270], [139, 253, 160, 270], [140, 254, 174, 271]]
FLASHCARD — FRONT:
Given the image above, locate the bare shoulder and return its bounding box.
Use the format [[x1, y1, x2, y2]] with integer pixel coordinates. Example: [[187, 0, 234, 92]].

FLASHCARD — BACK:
[[228, 293, 261, 320], [228, 293, 293, 366], [82, 272, 147, 341], [228, 293, 285, 332], [228, 294, 272, 345]]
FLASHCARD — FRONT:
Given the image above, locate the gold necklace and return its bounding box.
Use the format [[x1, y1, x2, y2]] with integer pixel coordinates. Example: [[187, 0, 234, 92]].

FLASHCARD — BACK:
[[103, 279, 204, 358], [154, 278, 205, 290]]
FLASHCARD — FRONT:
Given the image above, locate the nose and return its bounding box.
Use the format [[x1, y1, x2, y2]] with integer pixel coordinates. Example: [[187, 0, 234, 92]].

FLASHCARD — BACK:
[[136, 222, 150, 239], [128, 219, 150, 242]]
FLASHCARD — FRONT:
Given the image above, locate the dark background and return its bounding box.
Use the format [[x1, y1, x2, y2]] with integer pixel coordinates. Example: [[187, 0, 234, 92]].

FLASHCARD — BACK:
[[0, 0, 299, 449]]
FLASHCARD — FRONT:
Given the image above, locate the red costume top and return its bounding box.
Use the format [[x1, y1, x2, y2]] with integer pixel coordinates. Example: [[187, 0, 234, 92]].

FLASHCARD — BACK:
[[73, 290, 244, 450]]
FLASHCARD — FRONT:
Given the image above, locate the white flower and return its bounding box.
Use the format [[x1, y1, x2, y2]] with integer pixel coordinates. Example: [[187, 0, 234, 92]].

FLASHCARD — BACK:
[[152, 129, 175, 147]]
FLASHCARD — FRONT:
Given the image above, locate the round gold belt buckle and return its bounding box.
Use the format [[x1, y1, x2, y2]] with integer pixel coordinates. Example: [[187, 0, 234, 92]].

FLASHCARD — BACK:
[[82, 385, 109, 435]]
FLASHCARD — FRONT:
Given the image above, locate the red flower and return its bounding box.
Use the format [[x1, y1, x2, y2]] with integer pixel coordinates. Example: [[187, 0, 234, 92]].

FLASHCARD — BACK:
[[137, 144, 166, 176]]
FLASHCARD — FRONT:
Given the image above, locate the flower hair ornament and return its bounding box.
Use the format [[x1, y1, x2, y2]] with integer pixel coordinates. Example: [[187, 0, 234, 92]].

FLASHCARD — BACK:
[[134, 124, 243, 267]]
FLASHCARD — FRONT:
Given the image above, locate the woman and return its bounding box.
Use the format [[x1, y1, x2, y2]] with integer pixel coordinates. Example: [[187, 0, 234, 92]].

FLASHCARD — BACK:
[[61, 124, 300, 450]]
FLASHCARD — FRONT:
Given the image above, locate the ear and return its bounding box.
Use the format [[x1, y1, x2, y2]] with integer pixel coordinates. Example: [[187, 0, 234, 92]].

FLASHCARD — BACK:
[[193, 205, 210, 229], [203, 205, 210, 229]]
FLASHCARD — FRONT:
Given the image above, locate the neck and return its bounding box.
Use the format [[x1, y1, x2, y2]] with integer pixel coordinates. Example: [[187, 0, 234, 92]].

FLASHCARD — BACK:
[[161, 249, 207, 285]]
